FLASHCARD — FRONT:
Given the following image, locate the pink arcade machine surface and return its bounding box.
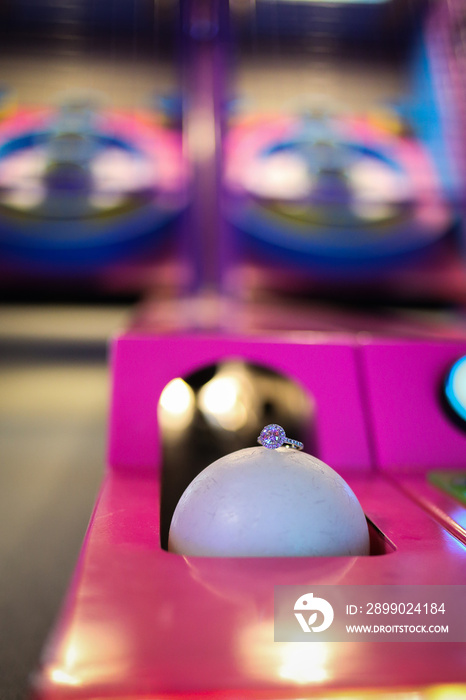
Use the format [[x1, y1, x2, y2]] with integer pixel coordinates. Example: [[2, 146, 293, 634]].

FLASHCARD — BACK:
[[31, 325, 466, 700]]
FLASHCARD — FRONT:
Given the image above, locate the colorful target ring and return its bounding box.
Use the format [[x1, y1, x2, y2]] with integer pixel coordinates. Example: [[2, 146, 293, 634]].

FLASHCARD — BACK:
[[0, 104, 187, 267], [225, 113, 452, 269]]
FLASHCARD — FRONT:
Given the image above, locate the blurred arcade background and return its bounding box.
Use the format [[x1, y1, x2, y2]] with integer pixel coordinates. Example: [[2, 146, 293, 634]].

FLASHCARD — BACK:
[[1, 0, 466, 698]]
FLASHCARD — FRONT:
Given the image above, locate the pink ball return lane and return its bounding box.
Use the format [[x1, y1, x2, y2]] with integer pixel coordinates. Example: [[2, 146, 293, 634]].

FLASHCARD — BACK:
[[31, 332, 466, 699]]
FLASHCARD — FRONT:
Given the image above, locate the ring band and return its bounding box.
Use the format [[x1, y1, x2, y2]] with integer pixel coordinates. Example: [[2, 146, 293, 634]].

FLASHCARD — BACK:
[[257, 424, 303, 451]]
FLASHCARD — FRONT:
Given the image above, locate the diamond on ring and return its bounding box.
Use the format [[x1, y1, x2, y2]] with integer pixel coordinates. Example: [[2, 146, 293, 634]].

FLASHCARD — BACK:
[[257, 424, 303, 451]]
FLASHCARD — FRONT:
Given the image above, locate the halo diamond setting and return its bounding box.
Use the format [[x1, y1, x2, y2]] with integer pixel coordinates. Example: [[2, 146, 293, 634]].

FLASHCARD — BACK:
[[258, 424, 303, 451]]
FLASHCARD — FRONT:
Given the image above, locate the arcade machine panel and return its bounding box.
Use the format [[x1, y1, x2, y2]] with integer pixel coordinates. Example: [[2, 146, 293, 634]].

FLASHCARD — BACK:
[[221, 0, 466, 306], [361, 338, 466, 544], [25, 2, 466, 698], [0, 0, 192, 300], [30, 324, 466, 699]]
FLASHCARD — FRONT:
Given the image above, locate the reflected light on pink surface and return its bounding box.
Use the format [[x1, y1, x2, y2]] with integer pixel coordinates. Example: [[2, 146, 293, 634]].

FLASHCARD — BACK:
[[426, 687, 466, 700], [277, 641, 329, 684], [238, 621, 331, 685], [46, 622, 132, 689], [48, 639, 81, 688], [48, 668, 81, 688]]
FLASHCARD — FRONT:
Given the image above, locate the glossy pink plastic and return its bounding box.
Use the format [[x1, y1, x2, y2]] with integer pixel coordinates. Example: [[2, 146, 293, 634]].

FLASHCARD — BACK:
[[32, 332, 466, 700], [108, 333, 372, 473], [361, 340, 466, 472]]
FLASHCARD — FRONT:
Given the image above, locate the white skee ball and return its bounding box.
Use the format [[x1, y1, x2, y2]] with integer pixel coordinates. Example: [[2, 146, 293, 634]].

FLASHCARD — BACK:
[[168, 446, 370, 557]]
